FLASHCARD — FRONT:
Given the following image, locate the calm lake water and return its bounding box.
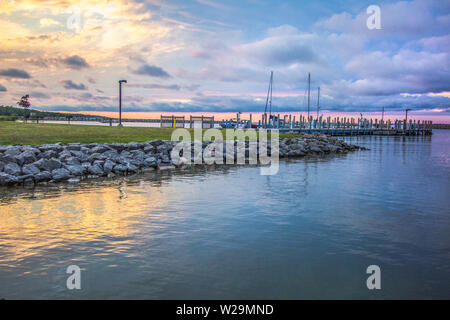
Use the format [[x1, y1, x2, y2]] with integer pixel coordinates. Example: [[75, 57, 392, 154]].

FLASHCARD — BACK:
[[0, 130, 449, 299]]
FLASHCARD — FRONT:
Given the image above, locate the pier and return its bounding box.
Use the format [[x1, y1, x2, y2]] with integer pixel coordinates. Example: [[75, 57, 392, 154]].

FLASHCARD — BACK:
[[219, 113, 433, 136]]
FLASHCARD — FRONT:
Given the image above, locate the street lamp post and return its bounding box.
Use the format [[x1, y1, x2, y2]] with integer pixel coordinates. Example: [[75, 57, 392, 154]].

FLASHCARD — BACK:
[[118, 80, 127, 126]]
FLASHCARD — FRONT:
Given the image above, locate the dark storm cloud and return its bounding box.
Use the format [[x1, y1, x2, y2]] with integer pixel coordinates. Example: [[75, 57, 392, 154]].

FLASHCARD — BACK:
[[61, 55, 90, 69], [25, 55, 90, 70], [0, 68, 31, 79], [61, 80, 87, 90], [30, 91, 50, 99], [128, 83, 181, 90], [131, 64, 171, 78]]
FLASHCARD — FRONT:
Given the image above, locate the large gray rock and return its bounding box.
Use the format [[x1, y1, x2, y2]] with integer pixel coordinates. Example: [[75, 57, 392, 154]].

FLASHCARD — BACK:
[[64, 156, 81, 166], [0, 161, 4, 172], [130, 149, 145, 160], [113, 164, 127, 173], [103, 160, 116, 173], [120, 150, 132, 158], [35, 171, 52, 182], [58, 150, 73, 161], [4, 146, 22, 157], [65, 164, 84, 176], [69, 150, 84, 158], [22, 163, 40, 175], [88, 153, 103, 162], [39, 144, 63, 153], [100, 149, 119, 160], [88, 164, 104, 176], [308, 145, 323, 153], [51, 168, 71, 181], [126, 142, 142, 150], [0, 154, 16, 164], [0, 172, 19, 185], [15, 150, 37, 165], [81, 162, 91, 172], [67, 144, 81, 151], [149, 140, 164, 147], [108, 143, 126, 152], [42, 150, 58, 159], [17, 174, 33, 182], [24, 146, 41, 155], [91, 145, 110, 154], [34, 158, 62, 171], [4, 162, 21, 176], [161, 155, 171, 163], [126, 163, 139, 173], [156, 144, 168, 153], [143, 157, 157, 167], [143, 145, 155, 153]]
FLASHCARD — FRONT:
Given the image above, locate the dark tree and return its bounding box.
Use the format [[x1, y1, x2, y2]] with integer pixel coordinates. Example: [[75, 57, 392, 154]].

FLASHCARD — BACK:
[[17, 94, 31, 122], [17, 94, 31, 109]]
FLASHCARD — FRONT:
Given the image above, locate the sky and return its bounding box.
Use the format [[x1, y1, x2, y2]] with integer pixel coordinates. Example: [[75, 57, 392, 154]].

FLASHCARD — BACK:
[[0, 0, 449, 119]]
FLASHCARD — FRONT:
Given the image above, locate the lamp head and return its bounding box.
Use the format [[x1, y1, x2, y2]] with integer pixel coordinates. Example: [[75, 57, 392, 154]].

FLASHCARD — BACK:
[[119, 80, 127, 84]]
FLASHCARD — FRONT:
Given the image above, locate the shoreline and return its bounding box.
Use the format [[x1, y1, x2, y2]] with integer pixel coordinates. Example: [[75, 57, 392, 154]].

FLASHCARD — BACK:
[[0, 134, 367, 187]]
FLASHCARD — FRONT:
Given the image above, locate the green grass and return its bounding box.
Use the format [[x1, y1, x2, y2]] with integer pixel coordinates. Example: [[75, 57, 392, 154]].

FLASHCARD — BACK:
[[0, 115, 17, 121], [0, 122, 302, 145]]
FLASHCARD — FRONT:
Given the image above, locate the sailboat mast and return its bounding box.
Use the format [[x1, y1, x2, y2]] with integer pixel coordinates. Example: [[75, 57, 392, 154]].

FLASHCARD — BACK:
[[307, 72, 311, 127], [264, 71, 273, 115], [316, 86, 320, 120], [269, 71, 273, 117]]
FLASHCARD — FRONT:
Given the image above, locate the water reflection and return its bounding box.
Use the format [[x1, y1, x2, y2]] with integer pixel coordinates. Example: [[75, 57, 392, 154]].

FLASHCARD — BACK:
[[0, 131, 449, 299]]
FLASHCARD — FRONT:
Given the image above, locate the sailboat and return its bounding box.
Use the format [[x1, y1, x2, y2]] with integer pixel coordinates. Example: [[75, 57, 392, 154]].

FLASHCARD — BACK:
[[263, 71, 278, 128]]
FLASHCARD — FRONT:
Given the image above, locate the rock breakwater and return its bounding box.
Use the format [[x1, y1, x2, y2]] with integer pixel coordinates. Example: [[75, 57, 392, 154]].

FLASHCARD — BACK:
[[0, 134, 366, 186]]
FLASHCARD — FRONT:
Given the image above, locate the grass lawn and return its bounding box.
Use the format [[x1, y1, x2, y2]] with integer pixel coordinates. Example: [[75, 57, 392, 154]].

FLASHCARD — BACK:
[[0, 121, 302, 145]]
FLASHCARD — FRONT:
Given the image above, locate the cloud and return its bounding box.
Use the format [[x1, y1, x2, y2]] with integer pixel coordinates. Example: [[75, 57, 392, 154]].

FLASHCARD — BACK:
[[315, 0, 449, 37], [128, 83, 181, 90], [195, 0, 229, 10], [0, 19, 31, 41], [25, 55, 90, 69], [61, 55, 90, 69], [191, 50, 211, 59], [236, 27, 321, 67], [417, 35, 450, 52], [0, 84, 6, 92], [61, 80, 88, 90], [0, 68, 31, 79], [344, 50, 450, 95], [39, 18, 61, 27], [30, 91, 50, 99], [131, 64, 171, 78]]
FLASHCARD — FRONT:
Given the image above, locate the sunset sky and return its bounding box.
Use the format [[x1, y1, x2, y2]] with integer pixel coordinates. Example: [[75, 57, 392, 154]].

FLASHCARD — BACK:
[[0, 0, 449, 119]]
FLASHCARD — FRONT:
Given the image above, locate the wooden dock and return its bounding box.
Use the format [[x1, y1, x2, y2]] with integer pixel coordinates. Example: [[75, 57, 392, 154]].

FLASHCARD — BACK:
[[220, 113, 433, 136]]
